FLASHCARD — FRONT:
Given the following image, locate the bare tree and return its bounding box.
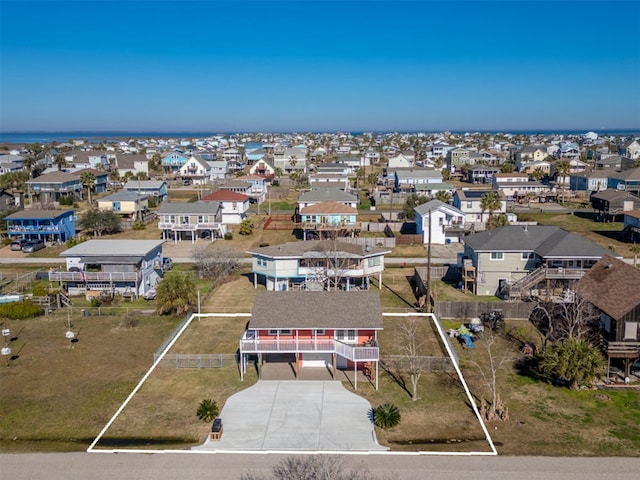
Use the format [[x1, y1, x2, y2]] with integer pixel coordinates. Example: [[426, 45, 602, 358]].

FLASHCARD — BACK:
[[531, 289, 600, 349], [191, 244, 239, 285], [398, 317, 427, 401], [303, 239, 356, 291], [241, 455, 388, 480], [464, 328, 514, 422]]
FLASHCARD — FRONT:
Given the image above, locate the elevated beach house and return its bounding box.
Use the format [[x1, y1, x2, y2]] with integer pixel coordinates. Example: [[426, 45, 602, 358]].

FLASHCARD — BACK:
[[239, 290, 383, 389], [157, 202, 225, 241], [48, 240, 165, 297], [4, 209, 76, 242], [246, 239, 390, 291]]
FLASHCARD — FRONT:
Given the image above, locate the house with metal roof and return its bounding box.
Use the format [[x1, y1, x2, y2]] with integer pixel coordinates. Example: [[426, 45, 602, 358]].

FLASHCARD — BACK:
[[239, 290, 383, 389], [48, 239, 165, 297], [97, 191, 149, 220], [393, 168, 443, 193], [157, 202, 225, 241], [297, 188, 358, 211], [123, 180, 167, 202], [246, 239, 390, 292], [4, 209, 75, 242], [462, 225, 618, 298]]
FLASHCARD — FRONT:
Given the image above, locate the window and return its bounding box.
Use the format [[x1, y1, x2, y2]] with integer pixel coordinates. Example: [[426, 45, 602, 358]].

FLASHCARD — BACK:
[[368, 256, 380, 267], [269, 329, 291, 336], [198, 215, 209, 223], [336, 329, 356, 342], [490, 252, 504, 260], [232, 202, 238, 211], [521, 252, 534, 260], [313, 329, 325, 335], [467, 201, 472, 209], [180, 215, 189, 224], [257, 257, 268, 267]]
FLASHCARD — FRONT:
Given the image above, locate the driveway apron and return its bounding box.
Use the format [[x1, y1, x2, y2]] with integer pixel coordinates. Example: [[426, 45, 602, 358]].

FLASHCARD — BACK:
[[193, 380, 387, 452]]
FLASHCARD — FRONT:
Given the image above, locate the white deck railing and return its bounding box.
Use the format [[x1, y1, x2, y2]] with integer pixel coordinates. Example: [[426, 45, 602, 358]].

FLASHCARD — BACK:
[[239, 337, 379, 361]]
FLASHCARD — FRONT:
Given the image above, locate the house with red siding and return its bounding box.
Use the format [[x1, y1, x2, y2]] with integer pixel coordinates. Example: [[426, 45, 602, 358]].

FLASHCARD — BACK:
[[239, 290, 383, 389]]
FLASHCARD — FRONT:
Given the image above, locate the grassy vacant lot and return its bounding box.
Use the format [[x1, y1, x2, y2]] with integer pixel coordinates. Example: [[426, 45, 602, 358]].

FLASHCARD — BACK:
[[1, 265, 639, 455]]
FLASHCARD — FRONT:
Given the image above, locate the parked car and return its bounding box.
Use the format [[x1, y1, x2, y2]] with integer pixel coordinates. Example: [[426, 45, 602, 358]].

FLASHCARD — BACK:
[[10, 238, 28, 251], [22, 239, 46, 253]]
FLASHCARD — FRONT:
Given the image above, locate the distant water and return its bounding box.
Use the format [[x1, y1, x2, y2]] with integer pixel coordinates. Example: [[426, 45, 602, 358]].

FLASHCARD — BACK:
[[1, 129, 639, 145]]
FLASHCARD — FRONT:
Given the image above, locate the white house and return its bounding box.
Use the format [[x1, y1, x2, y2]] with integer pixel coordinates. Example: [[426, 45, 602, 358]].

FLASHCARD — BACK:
[[179, 155, 210, 184], [201, 190, 250, 225], [414, 200, 466, 244]]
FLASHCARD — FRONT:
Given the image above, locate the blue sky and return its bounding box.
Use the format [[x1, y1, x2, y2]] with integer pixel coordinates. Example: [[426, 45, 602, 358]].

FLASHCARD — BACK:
[[1, 0, 639, 132]]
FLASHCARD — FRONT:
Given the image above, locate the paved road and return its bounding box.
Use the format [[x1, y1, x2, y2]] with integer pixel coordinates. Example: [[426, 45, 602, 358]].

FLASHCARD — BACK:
[[2, 453, 639, 480]]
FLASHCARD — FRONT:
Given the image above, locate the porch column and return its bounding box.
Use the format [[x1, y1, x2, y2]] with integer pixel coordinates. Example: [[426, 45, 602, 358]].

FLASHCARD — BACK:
[[240, 350, 244, 381], [378, 272, 382, 288], [253, 273, 257, 288], [375, 361, 379, 390], [354, 361, 357, 391]]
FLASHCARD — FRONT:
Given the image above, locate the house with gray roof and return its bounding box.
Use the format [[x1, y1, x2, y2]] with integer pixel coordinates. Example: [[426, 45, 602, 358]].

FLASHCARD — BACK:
[[239, 290, 383, 388], [246, 239, 390, 292], [124, 180, 167, 202], [157, 202, 225, 241], [297, 188, 358, 211], [462, 225, 618, 298], [48, 239, 165, 297], [393, 168, 443, 193], [97, 191, 149, 220]]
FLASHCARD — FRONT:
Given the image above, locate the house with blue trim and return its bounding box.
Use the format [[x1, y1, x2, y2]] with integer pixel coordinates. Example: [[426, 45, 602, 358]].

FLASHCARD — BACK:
[[161, 152, 190, 173], [124, 180, 168, 202], [71, 168, 109, 194], [606, 167, 640, 196], [4, 209, 75, 242]]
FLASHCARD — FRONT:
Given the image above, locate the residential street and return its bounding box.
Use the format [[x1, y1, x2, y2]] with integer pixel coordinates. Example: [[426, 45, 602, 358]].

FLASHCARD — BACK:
[[2, 453, 639, 480]]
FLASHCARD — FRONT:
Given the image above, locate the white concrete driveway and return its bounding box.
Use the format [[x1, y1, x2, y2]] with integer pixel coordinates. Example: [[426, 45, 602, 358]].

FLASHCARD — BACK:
[[193, 380, 387, 452]]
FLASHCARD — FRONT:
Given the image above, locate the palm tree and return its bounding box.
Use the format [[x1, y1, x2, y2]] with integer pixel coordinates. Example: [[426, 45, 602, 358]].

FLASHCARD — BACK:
[[555, 159, 571, 204], [80, 171, 96, 204], [196, 399, 219, 422], [54, 153, 68, 171], [480, 191, 502, 230], [435, 190, 452, 204], [539, 338, 606, 390], [156, 270, 197, 315], [373, 403, 401, 429]]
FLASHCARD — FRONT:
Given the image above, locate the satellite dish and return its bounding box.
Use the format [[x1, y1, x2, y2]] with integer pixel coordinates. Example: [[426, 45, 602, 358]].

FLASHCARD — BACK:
[[65, 330, 75, 339], [1, 347, 11, 356]]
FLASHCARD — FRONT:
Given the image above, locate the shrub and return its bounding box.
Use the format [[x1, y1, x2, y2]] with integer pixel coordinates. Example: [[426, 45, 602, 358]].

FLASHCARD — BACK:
[[132, 220, 146, 230], [58, 196, 74, 206], [373, 403, 401, 429], [224, 232, 233, 240], [0, 301, 44, 319], [31, 283, 50, 297], [90, 296, 101, 308], [196, 398, 219, 422]]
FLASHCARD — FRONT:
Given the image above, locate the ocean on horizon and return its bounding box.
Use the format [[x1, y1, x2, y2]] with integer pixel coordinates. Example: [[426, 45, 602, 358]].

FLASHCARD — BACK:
[[1, 129, 639, 145]]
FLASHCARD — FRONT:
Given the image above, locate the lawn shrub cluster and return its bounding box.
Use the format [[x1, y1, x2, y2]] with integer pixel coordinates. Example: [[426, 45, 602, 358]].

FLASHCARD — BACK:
[[0, 300, 44, 319]]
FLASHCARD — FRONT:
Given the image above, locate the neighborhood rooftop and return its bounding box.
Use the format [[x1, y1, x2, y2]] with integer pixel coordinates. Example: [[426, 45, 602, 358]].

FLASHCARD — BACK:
[[249, 291, 383, 330], [246, 239, 389, 258], [463, 225, 616, 258], [60, 239, 164, 257]]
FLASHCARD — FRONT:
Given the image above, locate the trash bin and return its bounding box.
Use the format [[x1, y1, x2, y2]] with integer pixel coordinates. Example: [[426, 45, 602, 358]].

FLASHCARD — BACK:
[[83, 309, 90, 317], [210, 418, 223, 440]]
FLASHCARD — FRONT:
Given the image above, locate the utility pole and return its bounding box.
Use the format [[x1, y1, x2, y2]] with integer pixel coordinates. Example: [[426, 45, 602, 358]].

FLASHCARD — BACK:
[[425, 207, 432, 313]]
